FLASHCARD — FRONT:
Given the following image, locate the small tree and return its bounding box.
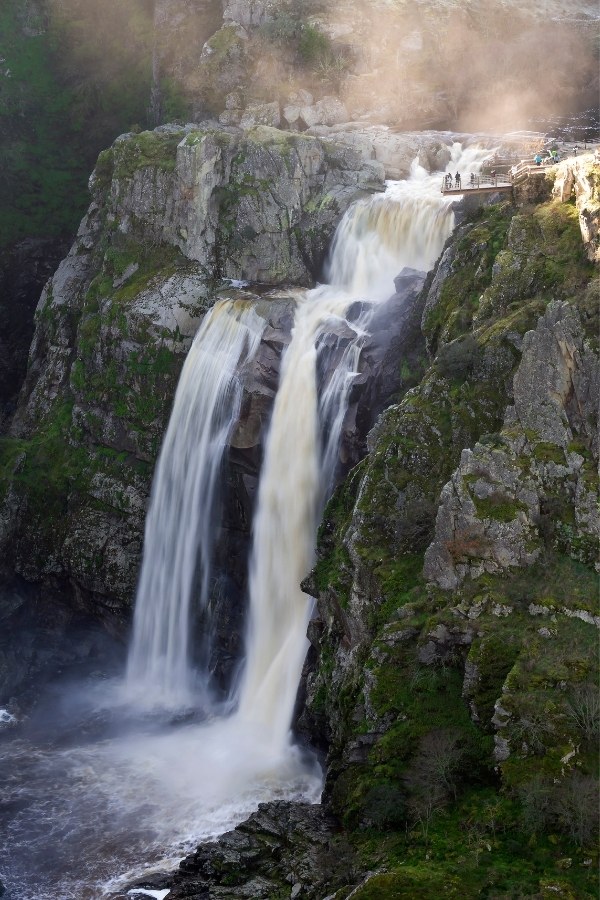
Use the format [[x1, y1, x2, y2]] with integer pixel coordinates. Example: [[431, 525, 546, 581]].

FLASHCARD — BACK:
[[565, 683, 600, 744], [404, 728, 466, 842], [554, 773, 599, 847]]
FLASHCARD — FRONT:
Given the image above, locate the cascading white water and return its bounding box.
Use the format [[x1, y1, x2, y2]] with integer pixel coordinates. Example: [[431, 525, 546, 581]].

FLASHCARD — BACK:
[[126, 139, 491, 718], [234, 142, 492, 750], [0, 144, 494, 900], [125, 300, 264, 709], [235, 287, 368, 746]]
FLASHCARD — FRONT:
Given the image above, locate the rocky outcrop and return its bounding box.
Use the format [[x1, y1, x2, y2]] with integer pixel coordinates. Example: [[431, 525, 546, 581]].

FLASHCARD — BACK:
[[298, 183, 598, 896], [423, 301, 599, 589], [168, 802, 345, 900], [553, 154, 600, 262], [101, 124, 383, 287], [306, 127, 455, 180], [152, 0, 598, 140]]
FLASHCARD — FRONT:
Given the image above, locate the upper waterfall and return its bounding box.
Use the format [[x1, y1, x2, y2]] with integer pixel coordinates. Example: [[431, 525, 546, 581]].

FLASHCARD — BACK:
[[327, 143, 492, 295], [232, 143, 492, 747]]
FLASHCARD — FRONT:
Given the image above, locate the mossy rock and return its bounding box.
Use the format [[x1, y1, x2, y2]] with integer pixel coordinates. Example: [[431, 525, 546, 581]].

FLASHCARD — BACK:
[[110, 130, 182, 181]]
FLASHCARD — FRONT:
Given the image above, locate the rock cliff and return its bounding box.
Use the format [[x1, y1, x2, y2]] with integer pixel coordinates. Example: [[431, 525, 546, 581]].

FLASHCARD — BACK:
[[152, 0, 599, 135], [291, 172, 598, 898], [0, 122, 385, 699]]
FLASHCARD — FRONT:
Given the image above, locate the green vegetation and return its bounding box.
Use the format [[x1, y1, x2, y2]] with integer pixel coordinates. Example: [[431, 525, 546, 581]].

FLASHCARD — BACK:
[[320, 542, 599, 897], [0, 400, 148, 569], [0, 0, 153, 250], [423, 199, 594, 355], [108, 130, 182, 181], [259, 5, 349, 78], [309, 191, 599, 898]]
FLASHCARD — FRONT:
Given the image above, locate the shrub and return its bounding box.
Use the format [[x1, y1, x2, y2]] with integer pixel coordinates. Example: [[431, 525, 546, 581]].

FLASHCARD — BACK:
[[298, 24, 329, 65], [361, 784, 407, 830], [565, 682, 600, 743], [435, 334, 478, 381]]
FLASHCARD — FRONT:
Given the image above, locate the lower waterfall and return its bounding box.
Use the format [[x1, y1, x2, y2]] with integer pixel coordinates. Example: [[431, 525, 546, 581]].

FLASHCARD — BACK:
[[0, 144, 492, 899], [125, 301, 265, 709], [236, 287, 368, 746]]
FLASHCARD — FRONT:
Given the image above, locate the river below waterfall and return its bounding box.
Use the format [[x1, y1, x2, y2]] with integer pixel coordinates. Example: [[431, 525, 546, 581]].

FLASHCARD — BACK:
[[0, 679, 321, 899], [0, 144, 492, 899]]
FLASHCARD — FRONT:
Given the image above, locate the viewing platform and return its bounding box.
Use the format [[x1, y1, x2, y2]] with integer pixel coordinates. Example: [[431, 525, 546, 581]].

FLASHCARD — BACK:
[[441, 174, 513, 195]]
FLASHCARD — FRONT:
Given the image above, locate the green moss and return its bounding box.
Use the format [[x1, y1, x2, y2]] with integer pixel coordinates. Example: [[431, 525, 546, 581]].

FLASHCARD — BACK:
[[423, 202, 513, 349], [313, 474, 362, 602], [111, 130, 182, 180], [532, 442, 566, 465], [0, 402, 86, 531], [372, 554, 425, 627], [472, 491, 529, 522], [205, 23, 241, 54], [466, 633, 521, 727], [349, 870, 466, 899]]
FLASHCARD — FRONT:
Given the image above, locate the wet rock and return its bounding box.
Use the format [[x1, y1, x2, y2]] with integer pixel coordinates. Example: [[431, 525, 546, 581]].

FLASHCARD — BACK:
[[306, 127, 476, 180], [170, 802, 347, 900]]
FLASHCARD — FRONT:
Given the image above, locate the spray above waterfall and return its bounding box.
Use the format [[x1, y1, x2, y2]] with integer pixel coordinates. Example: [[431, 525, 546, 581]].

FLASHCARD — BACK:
[[327, 143, 491, 294]]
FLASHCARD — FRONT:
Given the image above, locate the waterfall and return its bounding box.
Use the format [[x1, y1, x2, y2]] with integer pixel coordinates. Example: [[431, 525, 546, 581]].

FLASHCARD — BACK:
[[125, 141, 491, 719], [0, 144, 496, 900], [233, 142, 492, 745], [125, 300, 264, 709], [235, 287, 367, 745]]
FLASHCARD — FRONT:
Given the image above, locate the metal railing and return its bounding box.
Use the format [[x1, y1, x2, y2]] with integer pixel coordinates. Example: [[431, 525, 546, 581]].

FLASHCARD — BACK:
[[509, 160, 558, 180], [441, 173, 513, 193]]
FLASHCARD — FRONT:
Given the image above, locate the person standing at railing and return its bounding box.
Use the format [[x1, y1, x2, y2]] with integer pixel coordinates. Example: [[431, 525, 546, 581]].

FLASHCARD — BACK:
[[455, 172, 461, 188]]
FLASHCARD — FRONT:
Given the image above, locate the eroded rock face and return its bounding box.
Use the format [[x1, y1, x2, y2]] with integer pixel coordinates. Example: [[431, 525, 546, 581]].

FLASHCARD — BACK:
[[298, 181, 598, 885], [100, 124, 384, 286], [553, 154, 600, 262], [423, 301, 600, 589], [306, 127, 456, 179]]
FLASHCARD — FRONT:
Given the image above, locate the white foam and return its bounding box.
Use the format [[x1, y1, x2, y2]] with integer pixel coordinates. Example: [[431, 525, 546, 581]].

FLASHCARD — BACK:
[[128, 890, 170, 900]]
